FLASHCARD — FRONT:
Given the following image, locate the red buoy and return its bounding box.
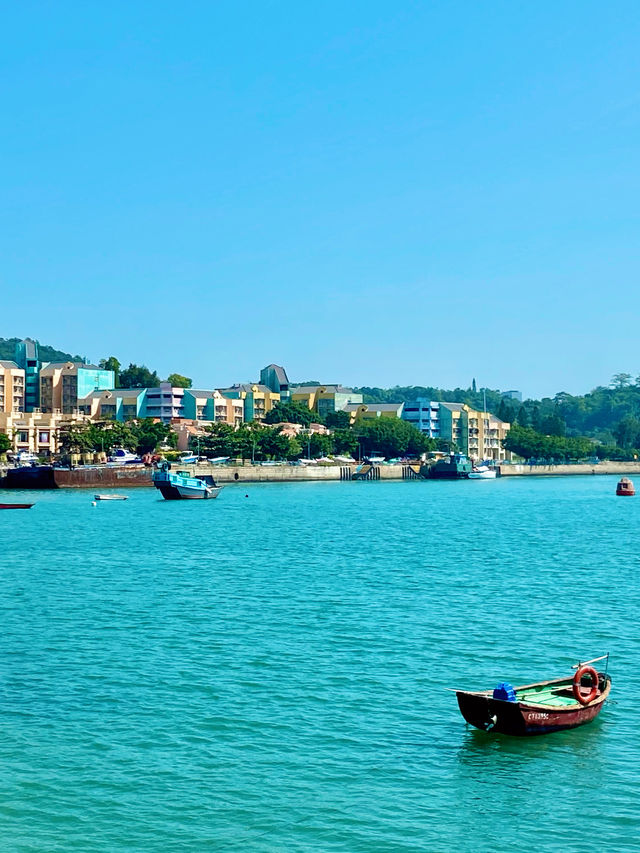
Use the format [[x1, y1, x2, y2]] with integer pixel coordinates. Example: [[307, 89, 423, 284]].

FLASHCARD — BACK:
[[616, 478, 635, 496]]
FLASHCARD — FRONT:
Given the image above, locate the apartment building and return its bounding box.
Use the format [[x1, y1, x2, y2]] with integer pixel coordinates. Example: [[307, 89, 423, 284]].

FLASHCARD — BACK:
[[401, 399, 441, 438], [220, 384, 280, 422], [14, 339, 41, 411], [403, 399, 511, 461], [182, 389, 244, 425], [345, 402, 405, 423], [0, 361, 25, 414], [290, 385, 363, 418], [40, 362, 115, 414], [0, 410, 89, 457], [260, 364, 290, 401]]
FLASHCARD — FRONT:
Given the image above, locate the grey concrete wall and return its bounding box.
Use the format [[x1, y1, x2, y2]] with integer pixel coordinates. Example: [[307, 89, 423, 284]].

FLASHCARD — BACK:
[[192, 463, 407, 482], [499, 461, 640, 476]]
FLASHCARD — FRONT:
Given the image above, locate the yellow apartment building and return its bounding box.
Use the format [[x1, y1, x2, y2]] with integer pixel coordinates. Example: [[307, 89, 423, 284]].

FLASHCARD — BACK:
[[219, 384, 280, 422], [290, 385, 363, 419], [344, 402, 404, 424], [0, 361, 25, 414]]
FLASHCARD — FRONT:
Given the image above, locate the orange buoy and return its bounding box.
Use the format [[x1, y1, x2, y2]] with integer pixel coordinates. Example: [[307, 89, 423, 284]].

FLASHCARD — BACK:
[[616, 478, 635, 496]]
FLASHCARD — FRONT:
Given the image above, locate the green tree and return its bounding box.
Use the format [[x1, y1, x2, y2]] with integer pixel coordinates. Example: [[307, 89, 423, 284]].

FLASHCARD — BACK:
[[166, 373, 192, 388], [119, 364, 160, 388], [331, 428, 358, 456], [540, 412, 565, 437], [611, 373, 633, 389], [0, 432, 11, 454], [89, 420, 137, 453], [98, 356, 121, 385], [197, 423, 239, 458], [497, 399, 515, 423], [298, 431, 332, 459], [324, 410, 350, 429], [613, 415, 640, 449], [58, 423, 96, 455], [530, 404, 541, 431], [256, 426, 295, 460], [132, 419, 174, 454], [355, 418, 433, 458], [503, 424, 594, 462], [264, 400, 314, 426]]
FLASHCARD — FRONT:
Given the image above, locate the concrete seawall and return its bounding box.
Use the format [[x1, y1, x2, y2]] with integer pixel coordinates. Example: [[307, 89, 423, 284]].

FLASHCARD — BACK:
[[193, 464, 408, 483], [499, 461, 640, 477]]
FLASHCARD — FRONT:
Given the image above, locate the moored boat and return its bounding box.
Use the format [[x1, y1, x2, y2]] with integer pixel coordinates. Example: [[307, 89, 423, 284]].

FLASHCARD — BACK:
[[468, 465, 497, 479], [94, 494, 129, 501], [152, 462, 221, 500], [0, 503, 35, 509], [616, 477, 634, 496], [454, 655, 611, 736], [428, 453, 473, 479]]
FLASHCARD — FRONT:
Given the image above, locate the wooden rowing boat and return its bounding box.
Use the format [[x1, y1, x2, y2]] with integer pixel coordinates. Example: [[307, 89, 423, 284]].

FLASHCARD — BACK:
[[94, 494, 129, 501], [454, 655, 611, 736], [0, 503, 34, 509]]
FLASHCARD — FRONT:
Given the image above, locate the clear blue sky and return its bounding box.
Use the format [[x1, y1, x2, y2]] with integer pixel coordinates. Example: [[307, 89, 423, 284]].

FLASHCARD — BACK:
[[2, 1, 639, 399]]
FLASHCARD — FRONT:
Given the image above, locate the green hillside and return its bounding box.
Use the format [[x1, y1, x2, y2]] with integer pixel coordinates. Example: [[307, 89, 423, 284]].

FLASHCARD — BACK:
[[354, 374, 640, 448], [0, 336, 81, 364]]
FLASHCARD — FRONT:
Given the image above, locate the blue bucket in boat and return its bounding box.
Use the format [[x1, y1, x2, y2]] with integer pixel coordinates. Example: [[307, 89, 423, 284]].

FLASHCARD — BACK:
[[492, 682, 517, 702]]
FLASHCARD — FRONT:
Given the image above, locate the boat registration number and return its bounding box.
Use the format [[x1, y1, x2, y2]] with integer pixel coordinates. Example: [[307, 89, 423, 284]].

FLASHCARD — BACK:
[[527, 712, 550, 720]]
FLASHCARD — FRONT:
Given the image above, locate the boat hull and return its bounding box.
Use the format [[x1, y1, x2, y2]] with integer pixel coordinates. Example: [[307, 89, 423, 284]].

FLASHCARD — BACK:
[[0, 503, 34, 509], [428, 454, 473, 479], [152, 468, 222, 500], [155, 482, 221, 500], [456, 675, 611, 736]]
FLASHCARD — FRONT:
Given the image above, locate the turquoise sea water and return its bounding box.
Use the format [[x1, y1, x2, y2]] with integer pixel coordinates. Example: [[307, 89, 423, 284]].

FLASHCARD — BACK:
[[1, 475, 639, 852]]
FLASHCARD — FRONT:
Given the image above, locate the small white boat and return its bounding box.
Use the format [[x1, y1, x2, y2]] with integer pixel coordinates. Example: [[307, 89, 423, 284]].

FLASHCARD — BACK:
[[94, 494, 129, 501], [468, 465, 497, 480], [177, 452, 198, 465], [107, 448, 141, 464]]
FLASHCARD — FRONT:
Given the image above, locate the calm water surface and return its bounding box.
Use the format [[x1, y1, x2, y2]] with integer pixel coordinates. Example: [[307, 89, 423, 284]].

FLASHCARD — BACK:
[[1, 476, 638, 851]]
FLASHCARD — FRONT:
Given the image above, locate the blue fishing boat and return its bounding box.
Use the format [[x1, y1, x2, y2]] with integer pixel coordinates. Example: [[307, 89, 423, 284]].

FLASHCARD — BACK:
[[152, 462, 222, 500]]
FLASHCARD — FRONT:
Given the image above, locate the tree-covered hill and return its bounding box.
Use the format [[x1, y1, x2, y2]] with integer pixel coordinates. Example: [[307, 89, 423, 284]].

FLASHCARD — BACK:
[[353, 374, 640, 448], [0, 336, 81, 363]]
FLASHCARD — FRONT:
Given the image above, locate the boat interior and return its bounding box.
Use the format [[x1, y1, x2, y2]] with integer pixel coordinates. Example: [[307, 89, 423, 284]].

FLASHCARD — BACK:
[[516, 680, 584, 707]]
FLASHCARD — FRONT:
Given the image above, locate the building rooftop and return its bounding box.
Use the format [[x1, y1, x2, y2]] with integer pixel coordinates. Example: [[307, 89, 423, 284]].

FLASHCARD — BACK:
[[222, 383, 273, 394], [292, 384, 355, 395], [187, 389, 218, 399], [263, 364, 290, 385], [0, 360, 20, 369], [40, 361, 102, 371], [22, 339, 38, 359]]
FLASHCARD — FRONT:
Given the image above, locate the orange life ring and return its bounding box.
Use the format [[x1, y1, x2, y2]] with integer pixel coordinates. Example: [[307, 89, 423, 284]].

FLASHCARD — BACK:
[[573, 665, 599, 705]]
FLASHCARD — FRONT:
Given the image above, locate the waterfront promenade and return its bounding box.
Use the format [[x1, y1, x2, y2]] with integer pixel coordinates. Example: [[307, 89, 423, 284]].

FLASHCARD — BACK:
[[3, 459, 640, 487]]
